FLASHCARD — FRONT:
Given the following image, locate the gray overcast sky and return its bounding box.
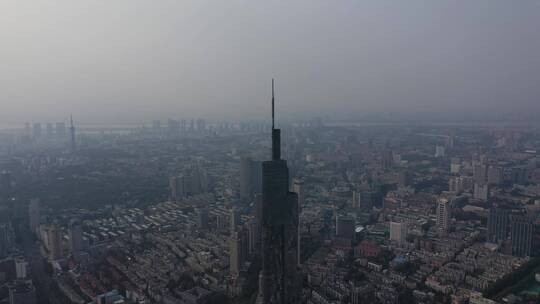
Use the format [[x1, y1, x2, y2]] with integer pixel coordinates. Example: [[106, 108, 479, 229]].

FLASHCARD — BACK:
[[1, 0, 539, 124]]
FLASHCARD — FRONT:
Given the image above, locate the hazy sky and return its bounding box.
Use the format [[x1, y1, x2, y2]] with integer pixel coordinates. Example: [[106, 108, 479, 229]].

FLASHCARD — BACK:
[[1, 0, 539, 124]]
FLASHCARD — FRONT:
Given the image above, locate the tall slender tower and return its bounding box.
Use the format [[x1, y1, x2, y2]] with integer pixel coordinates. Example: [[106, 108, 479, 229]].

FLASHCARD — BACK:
[[259, 80, 301, 304], [70, 114, 76, 152]]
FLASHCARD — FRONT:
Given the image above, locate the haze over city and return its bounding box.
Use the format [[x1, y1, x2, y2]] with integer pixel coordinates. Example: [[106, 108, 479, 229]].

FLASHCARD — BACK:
[[2, 0, 540, 124], [1, 2, 540, 304]]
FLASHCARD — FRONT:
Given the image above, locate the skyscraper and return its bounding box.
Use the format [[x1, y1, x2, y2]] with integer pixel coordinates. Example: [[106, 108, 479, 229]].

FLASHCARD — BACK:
[[390, 221, 408, 245], [487, 166, 503, 185], [436, 198, 451, 236], [473, 183, 489, 201], [240, 156, 262, 202], [510, 214, 533, 257], [0, 171, 11, 195], [167, 119, 178, 136], [8, 280, 36, 304], [32, 123, 41, 138], [240, 157, 254, 201], [69, 115, 76, 152], [28, 199, 40, 237], [230, 208, 240, 233], [259, 80, 300, 304], [152, 120, 161, 136], [46, 224, 63, 260], [196, 208, 210, 230], [292, 178, 304, 267], [229, 231, 243, 277], [0, 223, 11, 258], [292, 178, 304, 209], [55, 122, 66, 137], [181, 119, 186, 133], [196, 119, 206, 133], [487, 207, 509, 243], [356, 191, 373, 212], [336, 216, 355, 241], [68, 219, 83, 253], [473, 164, 487, 185], [45, 123, 53, 137], [435, 145, 445, 158]]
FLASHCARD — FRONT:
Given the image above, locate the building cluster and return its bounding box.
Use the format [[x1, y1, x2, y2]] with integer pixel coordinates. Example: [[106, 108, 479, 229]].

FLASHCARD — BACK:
[[0, 116, 540, 303]]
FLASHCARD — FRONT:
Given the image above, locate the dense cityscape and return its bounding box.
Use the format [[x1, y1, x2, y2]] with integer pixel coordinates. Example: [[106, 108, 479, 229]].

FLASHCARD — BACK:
[[2, 1, 540, 303], [0, 112, 539, 304]]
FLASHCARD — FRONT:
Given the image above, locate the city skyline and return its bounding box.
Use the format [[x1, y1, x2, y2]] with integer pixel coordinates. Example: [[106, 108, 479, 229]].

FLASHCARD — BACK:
[[1, 2, 540, 304]]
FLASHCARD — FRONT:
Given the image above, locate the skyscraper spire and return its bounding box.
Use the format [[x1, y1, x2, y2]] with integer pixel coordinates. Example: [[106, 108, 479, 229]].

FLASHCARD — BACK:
[[271, 79, 280, 160], [272, 78, 275, 130]]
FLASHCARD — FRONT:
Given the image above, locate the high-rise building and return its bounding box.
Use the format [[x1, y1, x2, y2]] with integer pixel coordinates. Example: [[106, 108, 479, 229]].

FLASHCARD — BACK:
[[353, 191, 375, 211], [473, 164, 488, 185], [436, 198, 451, 236], [45, 123, 53, 137], [336, 216, 355, 241], [9, 280, 36, 304], [170, 164, 208, 201], [69, 115, 76, 152], [240, 157, 254, 201], [46, 224, 62, 260], [449, 177, 463, 194], [230, 208, 240, 233], [55, 122, 66, 136], [0, 170, 11, 194], [196, 208, 209, 230], [95, 290, 125, 304], [247, 219, 261, 256], [450, 158, 461, 174], [398, 170, 410, 188], [381, 150, 393, 169], [292, 178, 304, 209], [68, 219, 83, 253], [196, 119, 206, 133], [487, 207, 509, 243], [24, 123, 31, 137], [435, 145, 445, 158], [449, 176, 475, 194], [473, 183, 489, 201], [487, 166, 503, 185], [510, 214, 533, 257], [389, 222, 408, 245], [259, 80, 300, 304], [15, 258, 28, 279], [32, 123, 41, 138], [292, 178, 304, 267], [352, 191, 360, 209], [239, 157, 262, 201], [152, 120, 161, 136], [181, 119, 186, 133], [0, 223, 11, 258], [28, 199, 40, 237], [359, 192, 373, 211], [167, 119, 180, 136], [229, 231, 242, 277], [251, 159, 262, 192], [511, 167, 529, 184], [169, 176, 184, 202]]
